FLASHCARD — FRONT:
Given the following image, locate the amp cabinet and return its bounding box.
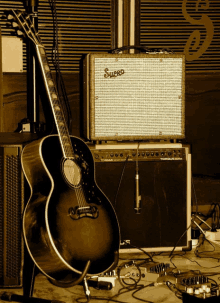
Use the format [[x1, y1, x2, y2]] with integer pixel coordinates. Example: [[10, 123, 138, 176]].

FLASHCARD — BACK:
[[83, 53, 185, 141], [0, 143, 24, 287], [89, 143, 191, 252], [0, 133, 37, 287]]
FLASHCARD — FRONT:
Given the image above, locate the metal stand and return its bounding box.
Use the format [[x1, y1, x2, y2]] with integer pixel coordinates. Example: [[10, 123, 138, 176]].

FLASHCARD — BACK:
[[0, 247, 65, 303], [23, 0, 43, 134]]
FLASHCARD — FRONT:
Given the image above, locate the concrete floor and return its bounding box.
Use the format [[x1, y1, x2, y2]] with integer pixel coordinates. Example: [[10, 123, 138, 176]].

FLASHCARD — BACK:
[[1, 240, 220, 303]]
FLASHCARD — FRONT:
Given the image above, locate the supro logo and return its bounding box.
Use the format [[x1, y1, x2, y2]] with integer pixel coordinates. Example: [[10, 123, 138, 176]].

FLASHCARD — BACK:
[[104, 68, 125, 78]]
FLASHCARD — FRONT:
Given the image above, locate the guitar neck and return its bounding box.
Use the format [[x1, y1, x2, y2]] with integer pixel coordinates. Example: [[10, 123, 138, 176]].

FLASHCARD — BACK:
[[36, 44, 74, 159]]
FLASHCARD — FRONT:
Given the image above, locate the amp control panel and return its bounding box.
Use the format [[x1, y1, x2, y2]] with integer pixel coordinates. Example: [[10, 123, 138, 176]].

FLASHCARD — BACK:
[[89, 144, 188, 162]]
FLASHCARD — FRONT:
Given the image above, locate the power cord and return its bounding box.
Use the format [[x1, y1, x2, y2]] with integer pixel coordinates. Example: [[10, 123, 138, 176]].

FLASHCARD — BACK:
[[121, 241, 154, 262]]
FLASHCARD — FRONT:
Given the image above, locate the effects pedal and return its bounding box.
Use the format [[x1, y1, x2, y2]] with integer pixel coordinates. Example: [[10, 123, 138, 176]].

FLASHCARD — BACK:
[[157, 272, 220, 302], [117, 261, 172, 285], [157, 272, 210, 289], [139, 262, 172, 282]]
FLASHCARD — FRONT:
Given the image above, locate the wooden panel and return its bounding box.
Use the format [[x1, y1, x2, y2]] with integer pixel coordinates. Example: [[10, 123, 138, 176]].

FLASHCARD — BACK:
[[2, 72, 80, 136], [2, 73, 27, 132], [192, 177, 220, 206], [185, 72, 220, 177]]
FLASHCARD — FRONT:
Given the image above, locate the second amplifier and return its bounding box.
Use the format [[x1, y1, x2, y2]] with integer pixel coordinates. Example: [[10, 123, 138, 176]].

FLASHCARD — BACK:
[[88, 143, 191, 253]]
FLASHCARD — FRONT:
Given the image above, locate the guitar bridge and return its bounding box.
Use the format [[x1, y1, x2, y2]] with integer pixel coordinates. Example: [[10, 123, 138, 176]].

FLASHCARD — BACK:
[[68, 206, 99, 220]]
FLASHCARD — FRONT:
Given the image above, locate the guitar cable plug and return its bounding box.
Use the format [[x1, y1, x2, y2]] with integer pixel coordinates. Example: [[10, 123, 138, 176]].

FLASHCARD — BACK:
[[83, 278, 91, 301]]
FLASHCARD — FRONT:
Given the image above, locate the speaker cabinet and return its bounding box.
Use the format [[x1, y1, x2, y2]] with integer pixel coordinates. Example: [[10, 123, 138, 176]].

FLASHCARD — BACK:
[[83, 53, 185, 141], [89, 143, 191, 252], [0, 143, 24, 287]]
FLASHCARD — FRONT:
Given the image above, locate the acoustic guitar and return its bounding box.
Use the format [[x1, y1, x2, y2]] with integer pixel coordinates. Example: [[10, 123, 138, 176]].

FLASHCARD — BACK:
[[7, 9, 120, 284]]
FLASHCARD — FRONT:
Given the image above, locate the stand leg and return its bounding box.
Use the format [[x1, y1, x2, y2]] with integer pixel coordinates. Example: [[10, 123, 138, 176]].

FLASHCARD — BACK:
[[0, 247, 65, 303], [23, 246, 38, 298], [83, 278, 91, 302]]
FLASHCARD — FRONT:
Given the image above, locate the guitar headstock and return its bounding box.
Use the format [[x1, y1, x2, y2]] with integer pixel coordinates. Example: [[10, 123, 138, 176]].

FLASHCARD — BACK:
[[5, 9, 42, 46]]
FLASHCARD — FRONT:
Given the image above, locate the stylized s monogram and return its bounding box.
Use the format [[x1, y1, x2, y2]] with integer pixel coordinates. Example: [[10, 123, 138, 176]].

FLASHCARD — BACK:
[[182, 0, 214, 61]]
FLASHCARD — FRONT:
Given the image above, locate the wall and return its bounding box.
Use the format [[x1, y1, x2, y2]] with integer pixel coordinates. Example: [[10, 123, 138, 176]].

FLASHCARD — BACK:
[[1, 1, 220, 212]]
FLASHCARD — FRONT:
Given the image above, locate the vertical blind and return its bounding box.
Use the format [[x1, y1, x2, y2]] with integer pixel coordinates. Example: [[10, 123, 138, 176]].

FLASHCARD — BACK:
[[140, 0, 220, 73], [0, 0, 113, 72]]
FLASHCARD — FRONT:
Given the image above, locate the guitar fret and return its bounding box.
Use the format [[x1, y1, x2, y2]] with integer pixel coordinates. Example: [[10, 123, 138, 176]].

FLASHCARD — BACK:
[[39, 47, 45, 55], [45, 71, 53, 80], [48, 80, 54, 87], [42, 57, 47, 64], [54, 105, 61, 111], [44, 65, 50, 72], [55, 116, 64, 123], [51, 92, 58, 99], [49, 88, 56, 95]]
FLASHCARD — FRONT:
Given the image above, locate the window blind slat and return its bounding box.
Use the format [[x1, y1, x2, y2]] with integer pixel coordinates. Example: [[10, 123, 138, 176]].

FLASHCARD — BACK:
[[0, 0, 112, 72], [140, 0, 220, 73]]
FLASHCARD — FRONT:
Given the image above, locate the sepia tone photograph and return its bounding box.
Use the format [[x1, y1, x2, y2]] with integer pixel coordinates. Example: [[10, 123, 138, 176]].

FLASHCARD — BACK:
[[0, 0, 219, 302]]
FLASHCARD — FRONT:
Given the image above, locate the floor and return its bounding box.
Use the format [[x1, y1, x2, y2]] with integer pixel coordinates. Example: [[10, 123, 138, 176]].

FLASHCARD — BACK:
[[1, 238, 220, 303]]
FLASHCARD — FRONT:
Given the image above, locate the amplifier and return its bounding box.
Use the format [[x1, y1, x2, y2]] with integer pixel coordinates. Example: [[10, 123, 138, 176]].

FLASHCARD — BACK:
[[83, 53, 185, 141], [0, 143, 24, 287], [89, 143, 191, 252], [0, 133, 38, 288]]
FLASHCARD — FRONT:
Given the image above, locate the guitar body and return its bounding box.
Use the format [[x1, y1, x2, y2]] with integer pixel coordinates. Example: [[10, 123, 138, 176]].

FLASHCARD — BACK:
[[22, 135, 120, 282]]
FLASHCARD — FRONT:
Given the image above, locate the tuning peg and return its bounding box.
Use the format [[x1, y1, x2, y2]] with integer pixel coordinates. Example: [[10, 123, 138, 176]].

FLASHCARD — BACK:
[[12, 22, 19, 28], [7, 14, 14, 21], [17, 30, 24, 37]]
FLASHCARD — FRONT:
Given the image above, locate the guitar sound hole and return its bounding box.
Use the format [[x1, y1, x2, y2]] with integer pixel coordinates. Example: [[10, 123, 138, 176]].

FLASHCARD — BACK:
[[63, 158, 81, 188]]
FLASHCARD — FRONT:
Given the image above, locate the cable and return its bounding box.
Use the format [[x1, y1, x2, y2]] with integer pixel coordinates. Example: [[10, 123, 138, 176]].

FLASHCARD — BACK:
[[131, 283, 155, 303], [117, 261, 142, 289], [192, 203, 220, 232], [121, 241, 154, 262], [191, 176, 199, 214], [165, 282, 183, 300], [76, 297, 128, 303], [169, 223, 192, 258], [114, 155, 129, 206]]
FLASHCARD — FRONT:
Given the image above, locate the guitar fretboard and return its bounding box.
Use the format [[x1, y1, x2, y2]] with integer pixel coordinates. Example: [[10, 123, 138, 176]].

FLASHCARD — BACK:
[[36, 45, 74, 159]]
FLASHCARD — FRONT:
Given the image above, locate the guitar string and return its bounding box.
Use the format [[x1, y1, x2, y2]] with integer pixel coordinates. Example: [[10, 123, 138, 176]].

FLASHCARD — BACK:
[[55, 95, 89, 208], [19, 13, 88, 210], [62, 135, 87, 208], [40, 40, 87, 209], [39, 43, 88, 209], [66, 137, 89, 208], [33, 16, 88, 209], [61, 132, 88, 208], [58, 113, 90, 209], [47, 69, 86, 208]]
